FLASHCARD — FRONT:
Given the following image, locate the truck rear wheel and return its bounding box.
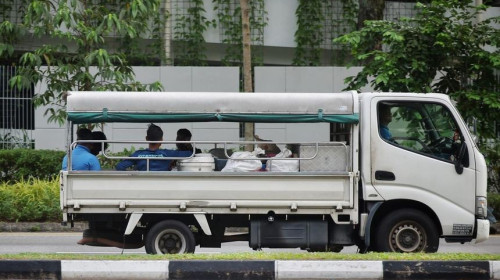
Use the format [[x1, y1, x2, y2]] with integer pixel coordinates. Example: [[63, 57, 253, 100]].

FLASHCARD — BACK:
[[145, 220, 195, 254], [374, 208, 439, 253]]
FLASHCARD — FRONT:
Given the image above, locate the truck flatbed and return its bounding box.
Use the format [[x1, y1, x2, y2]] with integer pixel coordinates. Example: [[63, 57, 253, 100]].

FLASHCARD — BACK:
[[61, 170, 355, 215]]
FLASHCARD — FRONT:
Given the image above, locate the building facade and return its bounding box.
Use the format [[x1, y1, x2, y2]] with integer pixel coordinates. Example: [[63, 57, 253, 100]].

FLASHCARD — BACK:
[[1, 0, 498, 150]]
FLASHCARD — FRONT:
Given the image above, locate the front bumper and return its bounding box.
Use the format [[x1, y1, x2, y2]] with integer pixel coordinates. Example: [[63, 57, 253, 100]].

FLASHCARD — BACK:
[[475, 219, 490, 244]]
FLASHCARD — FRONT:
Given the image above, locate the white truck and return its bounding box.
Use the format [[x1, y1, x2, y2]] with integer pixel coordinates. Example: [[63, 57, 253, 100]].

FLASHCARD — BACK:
[[60, 91, 489, 254]]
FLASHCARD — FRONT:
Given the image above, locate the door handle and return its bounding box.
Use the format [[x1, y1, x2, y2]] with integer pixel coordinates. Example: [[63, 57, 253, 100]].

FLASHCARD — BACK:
[[375, 171, 396, 181]]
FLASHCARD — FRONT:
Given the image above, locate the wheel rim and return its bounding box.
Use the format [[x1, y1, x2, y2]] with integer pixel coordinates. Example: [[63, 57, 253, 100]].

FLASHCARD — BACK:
[[154, 228, 187, 254], [389, 221, 427, 253]]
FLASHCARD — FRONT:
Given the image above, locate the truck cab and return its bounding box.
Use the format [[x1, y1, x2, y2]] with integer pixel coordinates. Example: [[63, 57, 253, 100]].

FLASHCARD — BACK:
[[360, 93, 489, 252]]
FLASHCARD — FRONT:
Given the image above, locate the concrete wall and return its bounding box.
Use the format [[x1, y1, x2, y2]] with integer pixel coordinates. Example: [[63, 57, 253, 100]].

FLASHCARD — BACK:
[[33, 66, 364, 152], [198, 0, 298, 48], [253, 66, 364, 145], [34, 66, 241, 152]]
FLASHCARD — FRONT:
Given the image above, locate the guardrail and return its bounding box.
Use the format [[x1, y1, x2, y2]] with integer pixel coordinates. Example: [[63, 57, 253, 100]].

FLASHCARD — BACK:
[[67, 140, 350, 172]]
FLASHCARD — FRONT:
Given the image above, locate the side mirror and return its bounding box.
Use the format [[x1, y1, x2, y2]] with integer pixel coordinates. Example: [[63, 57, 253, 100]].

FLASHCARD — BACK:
[[454, 142, 466, 174], [455, 160, 464, 174]]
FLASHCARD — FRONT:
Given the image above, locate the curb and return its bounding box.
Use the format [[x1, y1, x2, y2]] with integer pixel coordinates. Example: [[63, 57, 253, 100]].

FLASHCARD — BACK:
[[0, 260, 499, 279], [0, 222, 86, 232]]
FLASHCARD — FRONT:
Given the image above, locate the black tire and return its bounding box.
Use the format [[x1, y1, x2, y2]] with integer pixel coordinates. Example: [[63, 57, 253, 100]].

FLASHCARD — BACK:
[[374, 208, 439, 253], [145, 220, 196, 254]]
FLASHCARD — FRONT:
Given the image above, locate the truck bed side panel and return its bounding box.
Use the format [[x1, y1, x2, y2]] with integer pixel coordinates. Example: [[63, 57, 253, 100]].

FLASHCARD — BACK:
[[62, 171, 354, 214]]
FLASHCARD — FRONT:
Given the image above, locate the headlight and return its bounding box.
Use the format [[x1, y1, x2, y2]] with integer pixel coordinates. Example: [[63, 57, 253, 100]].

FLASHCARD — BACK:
[[476, 196, 487, 219]]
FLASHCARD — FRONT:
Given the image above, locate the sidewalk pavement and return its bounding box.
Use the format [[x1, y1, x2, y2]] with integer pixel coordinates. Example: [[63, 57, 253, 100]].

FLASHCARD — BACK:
[[0, 260, 499, 279]]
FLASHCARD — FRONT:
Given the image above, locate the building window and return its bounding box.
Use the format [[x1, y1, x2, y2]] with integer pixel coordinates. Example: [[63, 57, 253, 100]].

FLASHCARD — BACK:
[[0, 66, 34, 149]]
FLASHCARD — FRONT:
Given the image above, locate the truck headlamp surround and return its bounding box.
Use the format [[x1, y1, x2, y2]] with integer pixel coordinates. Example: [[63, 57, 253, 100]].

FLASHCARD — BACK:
[[476, 196, 487, 219]]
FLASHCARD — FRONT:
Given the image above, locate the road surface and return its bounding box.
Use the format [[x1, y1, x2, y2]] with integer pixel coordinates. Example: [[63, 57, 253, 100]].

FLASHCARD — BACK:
[[0, 232, 498, 255]]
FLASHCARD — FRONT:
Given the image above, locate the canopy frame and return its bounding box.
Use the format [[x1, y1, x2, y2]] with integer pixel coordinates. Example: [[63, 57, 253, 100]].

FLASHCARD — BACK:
[[65, 91, 359, 124]]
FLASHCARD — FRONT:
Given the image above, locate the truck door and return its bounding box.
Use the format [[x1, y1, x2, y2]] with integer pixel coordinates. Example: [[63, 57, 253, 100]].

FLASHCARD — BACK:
[[370, 98, 476, 237]]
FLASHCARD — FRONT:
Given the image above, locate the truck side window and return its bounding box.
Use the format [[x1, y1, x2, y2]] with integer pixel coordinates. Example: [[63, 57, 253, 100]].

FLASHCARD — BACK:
[[378, 102, 466, 164]]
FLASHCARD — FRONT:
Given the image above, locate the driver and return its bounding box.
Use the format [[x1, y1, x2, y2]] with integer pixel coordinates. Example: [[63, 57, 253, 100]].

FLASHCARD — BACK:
[[379, 104, 393, 141]]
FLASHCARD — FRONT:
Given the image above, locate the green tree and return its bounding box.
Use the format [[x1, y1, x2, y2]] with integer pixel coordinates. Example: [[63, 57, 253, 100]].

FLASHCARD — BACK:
[[293, 0, 324, 66], [240, 0, 254, 148], [335, 0, 500, 189], [0, 20, 22, 64], [9, 0, 164, 125], [0, 0, 27, 64]]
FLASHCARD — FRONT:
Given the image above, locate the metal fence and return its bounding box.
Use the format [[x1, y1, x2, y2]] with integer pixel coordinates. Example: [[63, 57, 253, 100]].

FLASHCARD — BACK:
[[0, 66, 34, 149], [320, 0, 419, 65], [0, 0, 24, 25], [384, 1, 419, 21]]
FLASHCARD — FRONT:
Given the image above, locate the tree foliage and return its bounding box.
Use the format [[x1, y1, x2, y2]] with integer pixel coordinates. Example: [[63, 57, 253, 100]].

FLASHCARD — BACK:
[[293, 0, 324, 66], [213, 0, 267, 67], [335, 0, 500, 189], [335, 0, 500, 139], [357, 0, 384, 29], [0, 0, 27, 63], [293, 0, 360, 66], [173, 0, 215, 66], [8, 0, 164, 125]]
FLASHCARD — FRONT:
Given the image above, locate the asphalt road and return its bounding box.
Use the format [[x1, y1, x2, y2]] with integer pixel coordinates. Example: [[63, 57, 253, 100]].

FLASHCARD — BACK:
[[0, 232, 499, 255]]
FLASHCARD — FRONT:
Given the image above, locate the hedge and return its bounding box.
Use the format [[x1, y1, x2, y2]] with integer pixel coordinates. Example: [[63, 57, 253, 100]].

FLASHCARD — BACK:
[[0, 149, 65, 183], [0, 148, 139, 183], [488, 193, 500, 218], [0, 178, 60, 222]]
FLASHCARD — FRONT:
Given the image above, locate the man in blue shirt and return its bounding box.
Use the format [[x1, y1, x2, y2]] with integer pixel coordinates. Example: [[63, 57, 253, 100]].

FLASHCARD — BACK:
[[62, 128, 101, 171], [379, 104, 393, 141], [116, 124, 193, 171]]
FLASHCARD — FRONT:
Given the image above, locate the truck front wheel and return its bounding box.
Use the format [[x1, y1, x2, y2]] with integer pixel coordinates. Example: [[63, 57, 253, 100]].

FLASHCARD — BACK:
[[374, 209, 439, 253], [145, 220, 196, 254]]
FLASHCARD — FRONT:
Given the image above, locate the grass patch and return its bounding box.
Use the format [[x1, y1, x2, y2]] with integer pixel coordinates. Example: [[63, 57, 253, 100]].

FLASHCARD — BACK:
[[1, 252, 499, 261]]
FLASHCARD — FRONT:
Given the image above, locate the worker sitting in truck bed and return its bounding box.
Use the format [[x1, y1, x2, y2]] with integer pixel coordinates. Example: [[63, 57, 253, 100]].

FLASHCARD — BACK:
[[62, 128, 101, 171], [115, 124, 193, 171], [169, 128, 202, 170], [254, 134, 281, 157], [90, 130, 108, 156]]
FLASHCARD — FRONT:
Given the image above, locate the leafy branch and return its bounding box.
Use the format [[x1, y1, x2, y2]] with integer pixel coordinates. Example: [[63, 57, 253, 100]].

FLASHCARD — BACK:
[[294, 0, 358, 66], [7, 0, 164, 125], [173, 0, 215, 66]]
